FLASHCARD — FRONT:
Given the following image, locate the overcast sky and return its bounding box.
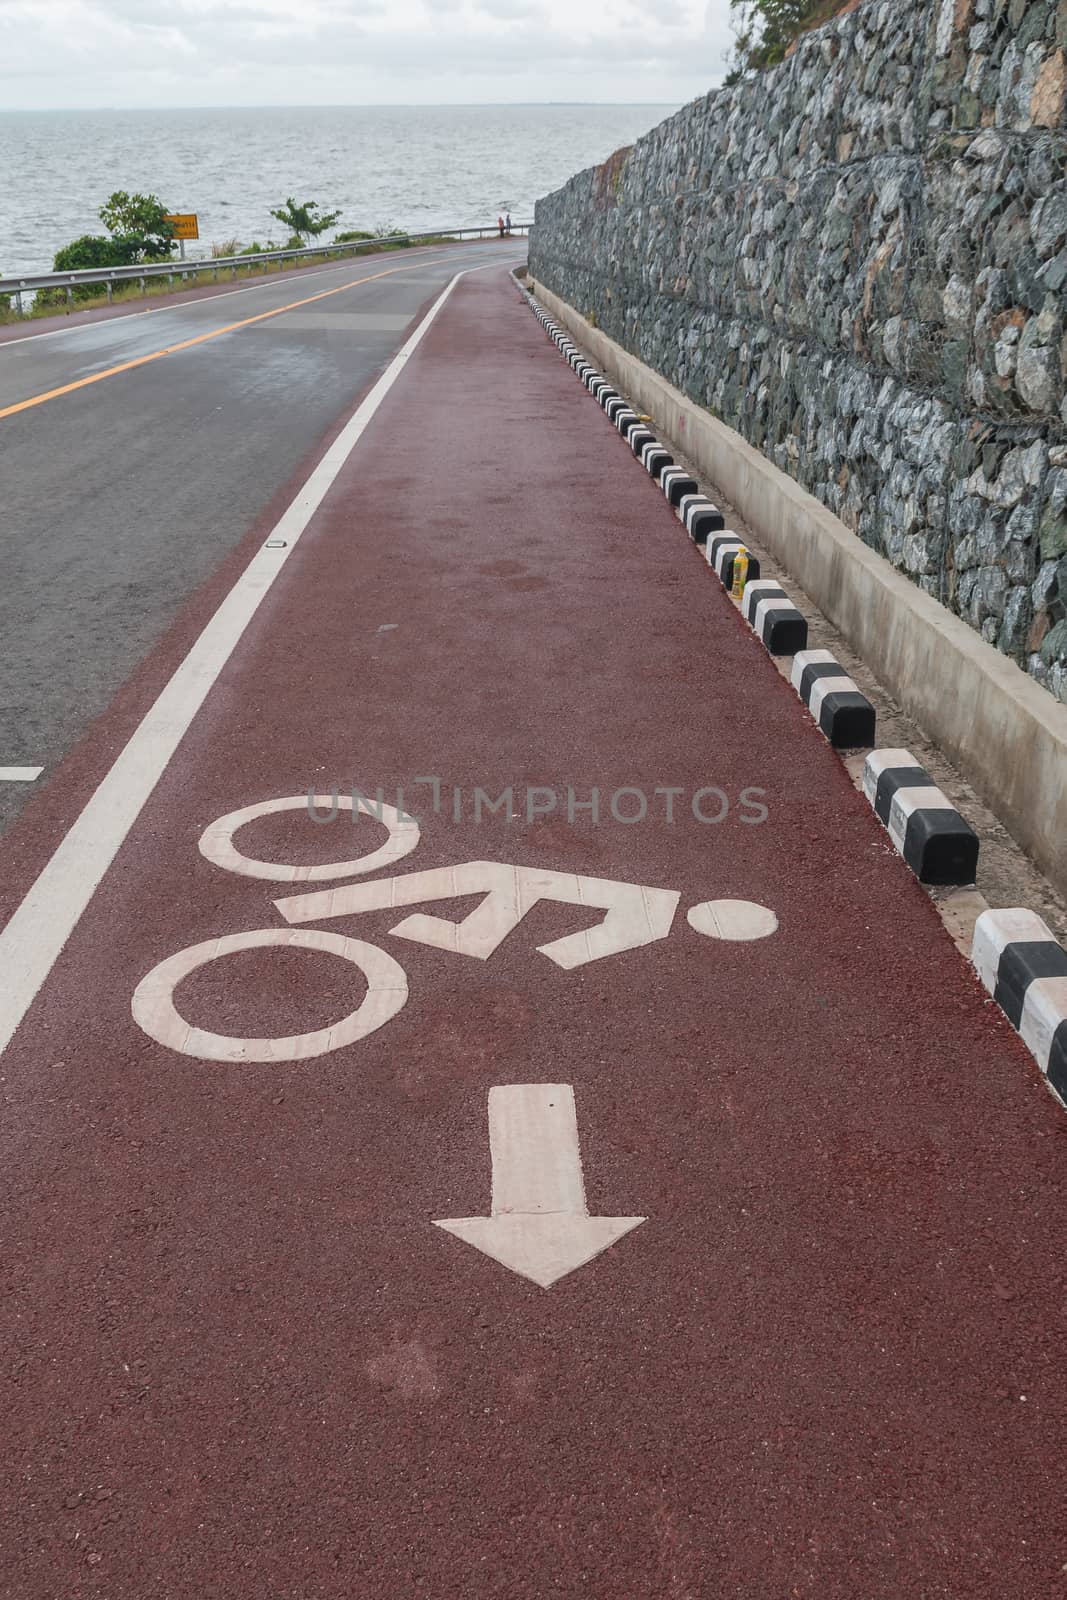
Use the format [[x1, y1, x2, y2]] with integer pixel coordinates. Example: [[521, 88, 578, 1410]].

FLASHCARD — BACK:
[[0, 0, 737, 109]]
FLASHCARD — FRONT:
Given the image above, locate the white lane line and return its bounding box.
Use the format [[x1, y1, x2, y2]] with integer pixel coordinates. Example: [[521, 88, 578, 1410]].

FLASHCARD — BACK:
[[0, 766, 44, 782], [0, 243, 515, 350], [0, 261, 504, 1057]]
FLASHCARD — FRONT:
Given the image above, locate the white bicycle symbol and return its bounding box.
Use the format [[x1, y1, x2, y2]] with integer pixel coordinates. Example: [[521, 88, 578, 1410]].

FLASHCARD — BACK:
[[132, 793, 779, 1063]]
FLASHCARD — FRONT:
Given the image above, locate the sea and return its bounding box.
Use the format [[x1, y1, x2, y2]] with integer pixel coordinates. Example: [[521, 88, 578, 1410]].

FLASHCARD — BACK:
[[0, 104, 677, 278]]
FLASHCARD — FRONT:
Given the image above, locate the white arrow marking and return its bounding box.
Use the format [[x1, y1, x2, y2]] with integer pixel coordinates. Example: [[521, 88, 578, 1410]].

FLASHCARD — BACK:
[[435, 1084, 645, 1289]]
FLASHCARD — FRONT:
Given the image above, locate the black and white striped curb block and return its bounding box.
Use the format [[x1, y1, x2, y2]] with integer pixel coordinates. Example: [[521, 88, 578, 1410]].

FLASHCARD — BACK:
[[660, 465, 698, 507], [679, 495, 726, 544], [790, 649, 877, 750], [526, 301, 730, 544], [706, 534, 762, 592], [528, 301, 782, 633], [862, 749, 980, 885], [972, 909, 1067, 1104], [639, 441, 674, 481], [741, 580, 809, 657], [525, 298, 874, 762]]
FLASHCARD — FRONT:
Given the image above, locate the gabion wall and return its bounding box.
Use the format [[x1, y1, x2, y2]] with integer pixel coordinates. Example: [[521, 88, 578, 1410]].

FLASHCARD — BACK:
[[529, 0, 1067, 701]]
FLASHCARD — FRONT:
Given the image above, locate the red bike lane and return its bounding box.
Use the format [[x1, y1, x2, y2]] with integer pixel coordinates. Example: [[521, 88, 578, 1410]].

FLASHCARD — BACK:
[[2, 267, 1065, 1597]]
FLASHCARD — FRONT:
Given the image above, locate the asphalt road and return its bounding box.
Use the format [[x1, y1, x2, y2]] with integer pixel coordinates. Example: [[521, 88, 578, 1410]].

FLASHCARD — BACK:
[[0, 268, 1064, 1598], [0, 240, 523, 834]]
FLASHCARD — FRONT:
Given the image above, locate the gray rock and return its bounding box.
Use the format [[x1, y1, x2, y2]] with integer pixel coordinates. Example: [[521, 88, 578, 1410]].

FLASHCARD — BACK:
[[1040, 617, 1067, 663], [1016, 300, 1064, 412], [974, 564, 1009, 621], [1032, 190, 1067, 257], [1017, 342, 1062, 409], [1033, 558, 1061, 605], [999, 584, 1033, 653]]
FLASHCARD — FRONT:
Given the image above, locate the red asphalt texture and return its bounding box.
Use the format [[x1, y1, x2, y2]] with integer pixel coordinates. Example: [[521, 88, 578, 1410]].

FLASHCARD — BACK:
[[2, 269, 1066, 1599]]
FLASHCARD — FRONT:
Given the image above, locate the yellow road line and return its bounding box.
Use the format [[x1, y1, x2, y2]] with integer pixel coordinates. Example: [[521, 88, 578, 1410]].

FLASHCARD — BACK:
[[0, 260, 423, 422]]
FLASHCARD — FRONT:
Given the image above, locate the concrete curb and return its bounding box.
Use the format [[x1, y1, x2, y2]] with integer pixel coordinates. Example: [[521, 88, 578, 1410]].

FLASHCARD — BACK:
[[741, 581, 809, 657], [791, 650, 877, 750], [526, 278, 1067, 900], [972, 909, 1067, 1107], [706, 535, 761, 592], [661, 466, 699, 507], [680, 496, 727, 543], [534, 296, 731, 541], [863, 749, 980, 886]]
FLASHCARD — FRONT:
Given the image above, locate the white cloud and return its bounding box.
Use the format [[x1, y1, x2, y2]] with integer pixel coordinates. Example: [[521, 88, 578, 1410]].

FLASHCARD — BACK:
[[0, 0, 738, 105]]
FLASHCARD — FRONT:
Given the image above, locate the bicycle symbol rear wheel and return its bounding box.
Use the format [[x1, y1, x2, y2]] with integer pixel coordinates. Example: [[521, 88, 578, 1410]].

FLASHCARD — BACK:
[[131, 928, 408, 1062]]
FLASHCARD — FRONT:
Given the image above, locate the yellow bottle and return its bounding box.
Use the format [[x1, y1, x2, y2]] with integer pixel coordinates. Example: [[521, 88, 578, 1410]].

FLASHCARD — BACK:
[[731, 546, 749, 599]]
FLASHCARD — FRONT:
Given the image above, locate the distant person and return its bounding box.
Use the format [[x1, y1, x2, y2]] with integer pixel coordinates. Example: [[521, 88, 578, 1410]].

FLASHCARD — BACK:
[[506, 212, 512, 235], [498, 215, 505, 238]]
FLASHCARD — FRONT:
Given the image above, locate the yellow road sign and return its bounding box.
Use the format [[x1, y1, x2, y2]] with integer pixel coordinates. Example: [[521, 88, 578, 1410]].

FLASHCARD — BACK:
[[164, 213, 199, 240]]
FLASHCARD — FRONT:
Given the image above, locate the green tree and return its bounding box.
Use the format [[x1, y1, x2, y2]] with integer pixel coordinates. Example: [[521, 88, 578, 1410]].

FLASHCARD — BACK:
[[726, 0, 835, 78], [35, 189, 176, 311], [98, 191, 176, 262], [269, 198, 342, 245]]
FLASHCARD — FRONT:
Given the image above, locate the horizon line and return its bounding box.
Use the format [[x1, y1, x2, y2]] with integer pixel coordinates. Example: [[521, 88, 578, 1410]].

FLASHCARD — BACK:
[[0, 99, 691, 114]]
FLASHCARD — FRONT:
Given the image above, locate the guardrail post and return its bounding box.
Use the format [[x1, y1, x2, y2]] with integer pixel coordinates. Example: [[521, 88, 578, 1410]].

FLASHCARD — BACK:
[[65, 285, 73, 307], [15, 290, 23, 317], [106, 279, 113, 303], [139, 275, 146, 296]]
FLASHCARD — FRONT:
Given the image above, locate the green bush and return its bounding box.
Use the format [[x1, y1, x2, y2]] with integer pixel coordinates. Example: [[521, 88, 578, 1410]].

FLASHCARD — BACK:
[[359, 224, 412, 251], [36, 233, 137, 305]]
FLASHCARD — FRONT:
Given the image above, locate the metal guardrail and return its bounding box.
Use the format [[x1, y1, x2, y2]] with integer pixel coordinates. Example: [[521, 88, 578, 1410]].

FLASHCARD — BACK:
[[0, 224, 532, 314]]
